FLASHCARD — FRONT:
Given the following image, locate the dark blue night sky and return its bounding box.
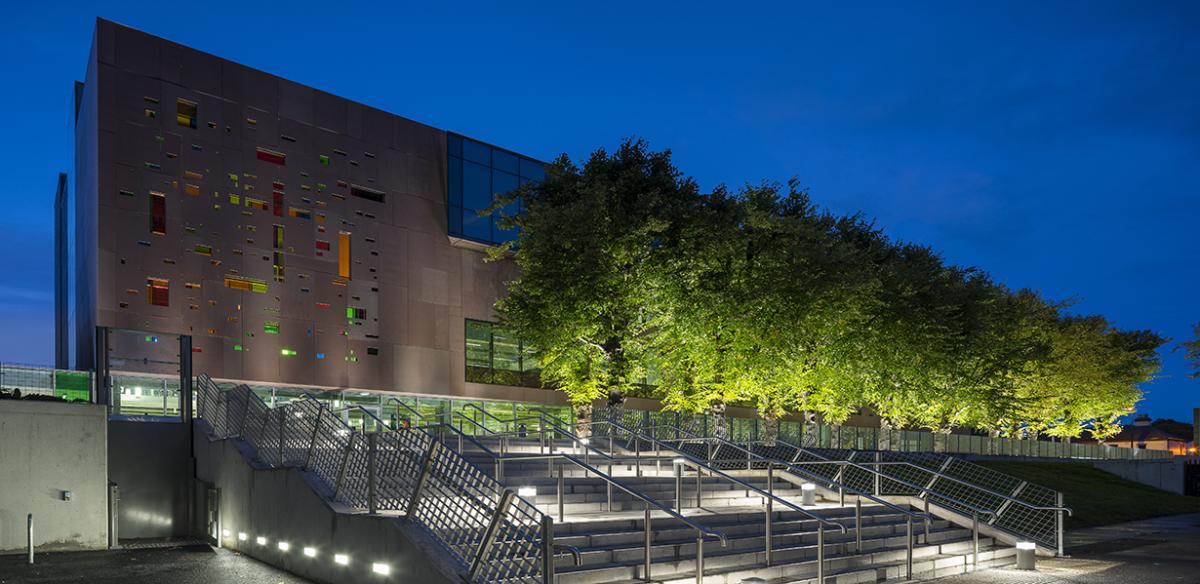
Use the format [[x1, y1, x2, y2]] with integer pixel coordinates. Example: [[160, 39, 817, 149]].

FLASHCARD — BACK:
[[2, 1, 1196, 422]]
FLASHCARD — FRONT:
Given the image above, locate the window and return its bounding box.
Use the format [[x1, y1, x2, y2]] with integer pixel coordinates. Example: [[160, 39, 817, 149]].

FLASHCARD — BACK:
[[447, 133, 544, 245], [224, 275, 268, 293], [350, 185, 385, 203], [464, 319, 540, 388], [176, 99, 197, 129], [338, 232, 351, 279], [147, 278, 169, 307], [149, 191, 166, 235], [256, 147, 286, 165]]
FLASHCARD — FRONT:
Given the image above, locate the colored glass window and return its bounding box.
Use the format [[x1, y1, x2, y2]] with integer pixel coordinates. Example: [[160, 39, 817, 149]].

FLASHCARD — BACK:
[[147, 278, 169, 307], [256, 147, 286, 165], [338, 232, 351, 279], [150, 191, 166, 235], [176, 99, 197, 129]]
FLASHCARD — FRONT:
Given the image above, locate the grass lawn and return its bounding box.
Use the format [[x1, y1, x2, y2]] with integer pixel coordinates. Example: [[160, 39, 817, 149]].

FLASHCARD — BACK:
[[976, 460, 1199, 529]]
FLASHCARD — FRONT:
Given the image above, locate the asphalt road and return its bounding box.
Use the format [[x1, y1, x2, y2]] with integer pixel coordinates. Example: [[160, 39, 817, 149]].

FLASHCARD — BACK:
[[0, 543, 311, 584]]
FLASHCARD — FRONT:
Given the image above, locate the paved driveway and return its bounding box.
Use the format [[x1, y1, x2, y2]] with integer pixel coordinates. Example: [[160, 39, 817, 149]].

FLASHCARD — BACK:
[[922, 513, 1200, 584], [0, 543, 311, 584]]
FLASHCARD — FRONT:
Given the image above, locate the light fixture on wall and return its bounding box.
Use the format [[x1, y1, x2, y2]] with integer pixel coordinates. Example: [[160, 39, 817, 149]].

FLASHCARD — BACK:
[[372, 562, 391, 575]]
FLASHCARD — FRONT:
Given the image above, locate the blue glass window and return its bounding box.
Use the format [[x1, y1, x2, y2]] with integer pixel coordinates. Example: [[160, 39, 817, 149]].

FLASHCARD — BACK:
[[447, 133, 544, 245]]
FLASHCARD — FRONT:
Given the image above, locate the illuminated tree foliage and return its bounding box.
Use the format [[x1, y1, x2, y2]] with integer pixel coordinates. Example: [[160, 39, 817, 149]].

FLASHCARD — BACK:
[[494, 140, 1165, 439]]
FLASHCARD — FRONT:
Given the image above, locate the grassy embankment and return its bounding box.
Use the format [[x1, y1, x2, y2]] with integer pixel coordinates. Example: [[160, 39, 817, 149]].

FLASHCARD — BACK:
[[977, 460, 1199, 528]]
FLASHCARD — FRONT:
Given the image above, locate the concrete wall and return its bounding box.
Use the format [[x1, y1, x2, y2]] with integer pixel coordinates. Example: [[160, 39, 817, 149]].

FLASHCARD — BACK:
[[1092, 458, 1186, 495], [0, 400, 108, 553], [108, 420, 193, 539], [193, 430, 458, 584]]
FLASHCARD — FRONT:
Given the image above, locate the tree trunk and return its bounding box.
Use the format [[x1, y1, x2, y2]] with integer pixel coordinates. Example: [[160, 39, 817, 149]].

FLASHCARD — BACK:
[[802, 410, 819, 448], [607, 388, 626, 429], [709, 400, 728, 440], [933, 428, 951, 453], [573, 402, 593, 439], [761, 412, 780, 447], [878, 418, 895, 451]]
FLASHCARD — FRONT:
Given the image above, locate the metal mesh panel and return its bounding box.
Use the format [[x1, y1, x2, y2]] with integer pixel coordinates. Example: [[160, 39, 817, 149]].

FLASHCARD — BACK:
[[193, 374, 545, 583]]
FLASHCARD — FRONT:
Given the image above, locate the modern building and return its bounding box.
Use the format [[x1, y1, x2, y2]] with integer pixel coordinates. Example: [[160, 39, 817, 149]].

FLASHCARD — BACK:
[[64, 18, 556, 408]]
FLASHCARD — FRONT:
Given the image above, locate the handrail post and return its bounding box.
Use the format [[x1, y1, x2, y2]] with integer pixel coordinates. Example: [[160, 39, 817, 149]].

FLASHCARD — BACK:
[[27, 513, 33, 565], [541, 515, 555, 584], [557, 464, 565, 522], [873, 451, 881, 496], [1056, 492, 1065, 557], [277, 408, 286, 466], [695, 464, 702, 508], [972, 511, 980, 569], [675, 461, 683, 510], [643, 503, 652, 582], [367, 432, 379, 515], [765, 464, 774, 566], [607, 461, 614, 512], [303, 404, 324, 470], [817, 523, 825, 583], [469, 489, 515, 582], [634, 437, 641, 477], [332, 433, 355, 499], [405, 437, 436, 518], [924, 496, 931, 541], [499, 436, 506, 481], [695, 531, 705, 584], [905, 515, 913, 580], [838, 462, 846, 506], [855, 497, 862, 553]]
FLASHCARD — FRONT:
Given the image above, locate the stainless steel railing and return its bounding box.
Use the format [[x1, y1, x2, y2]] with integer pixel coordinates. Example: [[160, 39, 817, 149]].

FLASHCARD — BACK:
[[445, 410, 853, 581], [195, 375, 562, 583]]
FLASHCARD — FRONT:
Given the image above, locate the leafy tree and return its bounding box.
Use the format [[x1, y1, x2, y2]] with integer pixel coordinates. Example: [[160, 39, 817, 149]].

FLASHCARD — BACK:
[[1179, 323, 1200, 378], [491, 140, 696, 435]]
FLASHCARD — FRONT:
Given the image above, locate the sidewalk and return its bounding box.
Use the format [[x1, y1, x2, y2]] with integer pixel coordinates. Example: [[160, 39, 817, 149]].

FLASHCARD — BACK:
[[0, 543, 312, 584], [919, 513, 1200, 583]]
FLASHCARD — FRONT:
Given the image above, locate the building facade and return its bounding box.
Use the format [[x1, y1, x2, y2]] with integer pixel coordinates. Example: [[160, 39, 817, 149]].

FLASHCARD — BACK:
[[67, 18, 558, 405]]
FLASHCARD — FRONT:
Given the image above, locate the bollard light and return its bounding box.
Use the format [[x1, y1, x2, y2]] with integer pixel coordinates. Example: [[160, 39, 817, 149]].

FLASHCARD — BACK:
[[1015, 541, 1037, 570], [372, 562, 391, 575], [334, 553, 350, 566], [801, 483, 817, 506], [303, 547, 317, 558]]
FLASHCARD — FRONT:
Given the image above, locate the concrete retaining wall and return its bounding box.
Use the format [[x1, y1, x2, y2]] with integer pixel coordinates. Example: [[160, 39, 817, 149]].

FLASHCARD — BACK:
[[0, 400, 108, 553], [1092, 458, 1185, 495], [193, 430, 459, 584]]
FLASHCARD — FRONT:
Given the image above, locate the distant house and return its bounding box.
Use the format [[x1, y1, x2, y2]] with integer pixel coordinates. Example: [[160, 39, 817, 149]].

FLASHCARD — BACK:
[[1089, 414, 1194, 455]]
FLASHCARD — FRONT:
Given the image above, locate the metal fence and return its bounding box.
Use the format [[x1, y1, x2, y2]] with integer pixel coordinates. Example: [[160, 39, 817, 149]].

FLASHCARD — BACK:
[[598, 407, 1174, 461], [195, 374, 547, 584], [0, 363, 92, 402], [597, 406, 1069, 552]]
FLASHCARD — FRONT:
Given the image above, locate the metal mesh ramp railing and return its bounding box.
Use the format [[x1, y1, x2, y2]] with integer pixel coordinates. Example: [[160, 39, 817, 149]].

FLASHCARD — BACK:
[[593, 405, 1066, 552], [195, 374, 547, 583]]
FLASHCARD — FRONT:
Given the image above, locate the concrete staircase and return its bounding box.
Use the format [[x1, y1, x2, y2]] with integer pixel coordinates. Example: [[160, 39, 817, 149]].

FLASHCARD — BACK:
[[451, 436, 1017, 583]]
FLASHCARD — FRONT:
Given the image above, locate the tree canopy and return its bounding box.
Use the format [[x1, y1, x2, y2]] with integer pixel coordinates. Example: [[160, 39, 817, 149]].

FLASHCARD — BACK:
[[491, 139, 1165, 439]]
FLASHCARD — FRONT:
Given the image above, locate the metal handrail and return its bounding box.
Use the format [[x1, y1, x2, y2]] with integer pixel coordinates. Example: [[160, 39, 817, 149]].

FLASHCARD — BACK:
[[461, 402, 515, 432], [769, 438, 1074, 517], [196, 379, 552, 583], [427, 418, 730, 584], [590, 419, 848, 534], [385, 397, 426, 422], [627, 422, 937, 524], [466, 411, 849, 534]]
